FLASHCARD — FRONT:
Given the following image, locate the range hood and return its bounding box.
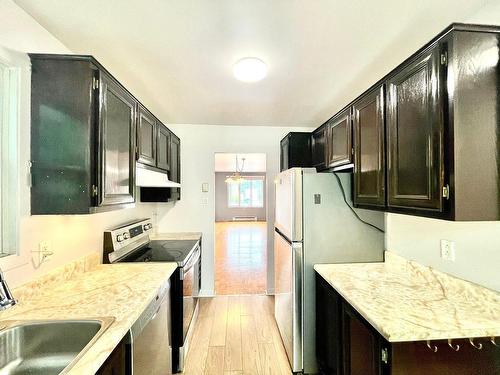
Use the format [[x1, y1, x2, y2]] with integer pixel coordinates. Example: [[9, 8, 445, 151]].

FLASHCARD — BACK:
[[136, 163, 181, 188]]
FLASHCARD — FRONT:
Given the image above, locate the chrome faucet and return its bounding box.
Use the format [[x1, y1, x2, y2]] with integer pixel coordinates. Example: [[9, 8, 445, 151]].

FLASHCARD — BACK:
[[0, 268, 16, 310]]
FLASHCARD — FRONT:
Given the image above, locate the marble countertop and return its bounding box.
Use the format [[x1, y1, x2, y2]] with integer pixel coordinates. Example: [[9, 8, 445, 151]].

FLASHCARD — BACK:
[[0, 256, 177, 374], [151, 231, 202, 241], [314, 252, 500, 343]]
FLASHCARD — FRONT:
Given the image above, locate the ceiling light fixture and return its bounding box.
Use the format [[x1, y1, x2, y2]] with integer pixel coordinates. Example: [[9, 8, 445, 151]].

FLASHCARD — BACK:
[[225, 156, 246, 184], [233, 57, 267, 82]]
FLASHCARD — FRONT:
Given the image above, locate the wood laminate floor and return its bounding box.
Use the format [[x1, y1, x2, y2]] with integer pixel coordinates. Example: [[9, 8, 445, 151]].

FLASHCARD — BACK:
[[183, 295, 291, 375], [215, 221, 267, 295]]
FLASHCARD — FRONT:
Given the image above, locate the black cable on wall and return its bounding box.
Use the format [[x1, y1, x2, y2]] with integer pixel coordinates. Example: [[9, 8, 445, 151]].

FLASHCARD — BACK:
[[333, 172, 385, 234]]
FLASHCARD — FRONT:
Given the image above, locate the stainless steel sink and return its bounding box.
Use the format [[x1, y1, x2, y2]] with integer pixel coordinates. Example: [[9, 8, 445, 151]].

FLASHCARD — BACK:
[[0, 317, 114, 374]]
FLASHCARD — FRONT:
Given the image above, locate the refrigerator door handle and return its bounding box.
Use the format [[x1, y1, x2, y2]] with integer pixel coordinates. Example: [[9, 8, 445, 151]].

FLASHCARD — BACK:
[[292, 241, 303, 372]]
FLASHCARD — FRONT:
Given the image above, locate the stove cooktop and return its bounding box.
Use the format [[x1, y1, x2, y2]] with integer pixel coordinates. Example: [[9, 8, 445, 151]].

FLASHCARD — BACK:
[[121, 239, 199, 266]]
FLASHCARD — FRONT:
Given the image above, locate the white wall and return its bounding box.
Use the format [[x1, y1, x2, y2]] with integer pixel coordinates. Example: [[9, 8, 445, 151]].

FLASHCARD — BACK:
[[384, 2, 500, 292], [0, 0, 68, 53], [156, 124, 309, 295], [386, 215, 500, 291], [0, 0, 159, 287]]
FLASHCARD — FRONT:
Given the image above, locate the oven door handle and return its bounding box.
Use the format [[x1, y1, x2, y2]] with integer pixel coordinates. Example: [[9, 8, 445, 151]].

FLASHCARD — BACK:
[[180, 245, 200, 280]]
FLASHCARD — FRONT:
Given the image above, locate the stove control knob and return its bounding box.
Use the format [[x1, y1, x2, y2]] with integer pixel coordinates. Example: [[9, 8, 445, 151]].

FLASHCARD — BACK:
[[116, 234, 124, 242], [123, 232, 130, 240], [143, 224, 152, 231]]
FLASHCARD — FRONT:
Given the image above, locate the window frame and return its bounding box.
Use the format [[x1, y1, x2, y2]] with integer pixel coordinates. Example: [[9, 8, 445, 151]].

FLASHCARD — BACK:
[[0, 46, 31, 271], [227, 176, 265, 209]]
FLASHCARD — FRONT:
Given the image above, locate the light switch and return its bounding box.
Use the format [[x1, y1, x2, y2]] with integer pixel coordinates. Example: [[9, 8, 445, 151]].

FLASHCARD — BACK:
[[202, 183, 209, 192]]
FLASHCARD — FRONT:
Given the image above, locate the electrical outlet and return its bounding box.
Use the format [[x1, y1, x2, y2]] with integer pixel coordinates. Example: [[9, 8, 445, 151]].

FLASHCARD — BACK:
[[39, 241, 54, 261], [39, 240, 51, 254], [440, 239, 456, 262]]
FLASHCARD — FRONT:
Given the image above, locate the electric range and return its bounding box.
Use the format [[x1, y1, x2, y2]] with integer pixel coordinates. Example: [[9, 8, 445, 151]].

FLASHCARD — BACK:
[[103, 218, 201, 373]]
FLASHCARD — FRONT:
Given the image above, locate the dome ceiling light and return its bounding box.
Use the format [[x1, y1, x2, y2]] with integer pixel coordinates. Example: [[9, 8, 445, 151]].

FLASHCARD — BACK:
[[233, 57, 267, 82]]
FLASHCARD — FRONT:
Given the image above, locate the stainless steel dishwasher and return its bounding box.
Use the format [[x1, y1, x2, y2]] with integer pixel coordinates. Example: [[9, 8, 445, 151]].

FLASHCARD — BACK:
[[128, 279, 172, 375]]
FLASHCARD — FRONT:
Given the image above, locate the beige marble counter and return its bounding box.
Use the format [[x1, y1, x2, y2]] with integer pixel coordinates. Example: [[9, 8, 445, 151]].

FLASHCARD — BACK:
[[151, 231, 202, 241], [0, 254, 177, 374], [314, 251, 500, 342]]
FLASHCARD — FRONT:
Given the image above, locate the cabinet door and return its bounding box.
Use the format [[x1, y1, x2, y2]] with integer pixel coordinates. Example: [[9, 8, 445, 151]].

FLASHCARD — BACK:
[[316, 274, 342, 375], [343, 303, 385, 375], [156, 123, 171, 171], [280, 136, 290, 172], [170, 134, 180, 183], [353, 85, 386, 208], [98, 73, 135, 207], [312, 125, 327, 171], [169, 134, 181, 201], [387, 45, 444, 211], [137, 105, 156, 166], [326, 108, 352, 168]]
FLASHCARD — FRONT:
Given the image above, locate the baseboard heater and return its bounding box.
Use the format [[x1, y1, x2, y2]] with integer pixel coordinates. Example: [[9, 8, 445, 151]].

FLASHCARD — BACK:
[[232, 216, 257, 221]]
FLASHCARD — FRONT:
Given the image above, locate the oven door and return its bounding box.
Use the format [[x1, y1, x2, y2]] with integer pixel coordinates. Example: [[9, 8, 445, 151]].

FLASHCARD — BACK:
[[181, 244, 200, 343]]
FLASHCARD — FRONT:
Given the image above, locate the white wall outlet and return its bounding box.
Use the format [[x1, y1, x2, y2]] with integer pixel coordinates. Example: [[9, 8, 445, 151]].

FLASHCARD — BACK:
[[440, 239, 456, 261], [202, 183, 209, 192], [35, 241, 54, 265], [202, 197, 208, 205], [39, 241, 51, 253]]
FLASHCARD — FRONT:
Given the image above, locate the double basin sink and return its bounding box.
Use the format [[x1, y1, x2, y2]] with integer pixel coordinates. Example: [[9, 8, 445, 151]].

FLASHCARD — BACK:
[[0, 317, 114, 374]]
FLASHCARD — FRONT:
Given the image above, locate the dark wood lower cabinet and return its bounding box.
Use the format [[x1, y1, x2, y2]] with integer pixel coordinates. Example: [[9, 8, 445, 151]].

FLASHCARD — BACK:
[[316, 275, 342, 374], [95, 337, 126, 375], [342, 303, 389, 375], [316, 273, 500, 375]]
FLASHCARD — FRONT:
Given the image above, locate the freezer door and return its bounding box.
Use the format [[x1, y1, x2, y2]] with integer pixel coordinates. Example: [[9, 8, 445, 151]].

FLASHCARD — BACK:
[[274, 168, 303, 242], [274, 230, 303, 372]]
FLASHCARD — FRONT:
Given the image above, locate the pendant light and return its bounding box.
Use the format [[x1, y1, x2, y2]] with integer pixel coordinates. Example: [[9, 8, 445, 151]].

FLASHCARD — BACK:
[[225, 156, 246, 184]]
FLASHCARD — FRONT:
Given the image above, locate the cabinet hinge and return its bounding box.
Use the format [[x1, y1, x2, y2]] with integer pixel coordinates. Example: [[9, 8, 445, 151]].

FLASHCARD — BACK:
[[442, 184, 450, 199], [381, 347, 388, 364], [28, 160, 33, 188], [91, 184, 98, 197], [92, 77, 99, 90], [440, 52, 448, 66]]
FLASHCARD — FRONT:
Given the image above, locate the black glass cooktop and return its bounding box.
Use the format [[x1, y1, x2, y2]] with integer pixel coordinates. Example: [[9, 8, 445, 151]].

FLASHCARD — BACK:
[[121, 239, 199, 266]]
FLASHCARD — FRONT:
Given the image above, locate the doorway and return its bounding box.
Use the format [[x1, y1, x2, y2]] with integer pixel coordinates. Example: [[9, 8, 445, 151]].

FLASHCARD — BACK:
[[214, 153, 267, 295]]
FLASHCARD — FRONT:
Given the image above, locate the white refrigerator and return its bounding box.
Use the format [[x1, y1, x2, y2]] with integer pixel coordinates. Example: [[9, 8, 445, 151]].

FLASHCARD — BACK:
[[274, 168, 385, 374]]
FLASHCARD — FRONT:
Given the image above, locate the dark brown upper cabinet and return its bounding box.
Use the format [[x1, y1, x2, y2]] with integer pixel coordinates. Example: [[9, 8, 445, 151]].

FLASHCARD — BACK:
[[280, 132, 312, 172], [307, 24, 500, 221], [156, 123, 171, 171], [353, 84, 386, 209], [311, 125, 327, 171], [30, 55, 136, 214], [386, 24, 500, 220], [326, 108, 352, 169], [137, 105, 157, 167], [386, 44, 444, 214]]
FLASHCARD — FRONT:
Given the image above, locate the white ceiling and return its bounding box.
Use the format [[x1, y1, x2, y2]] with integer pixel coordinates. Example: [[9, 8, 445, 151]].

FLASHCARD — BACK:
[[215, 153, 266, 172], [14, 0, 491, 127]]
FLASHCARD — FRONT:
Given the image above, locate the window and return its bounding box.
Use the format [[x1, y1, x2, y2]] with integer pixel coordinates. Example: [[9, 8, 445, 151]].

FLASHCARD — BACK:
[[227, 177, 264, 208], [0, 47, 30, 264]]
